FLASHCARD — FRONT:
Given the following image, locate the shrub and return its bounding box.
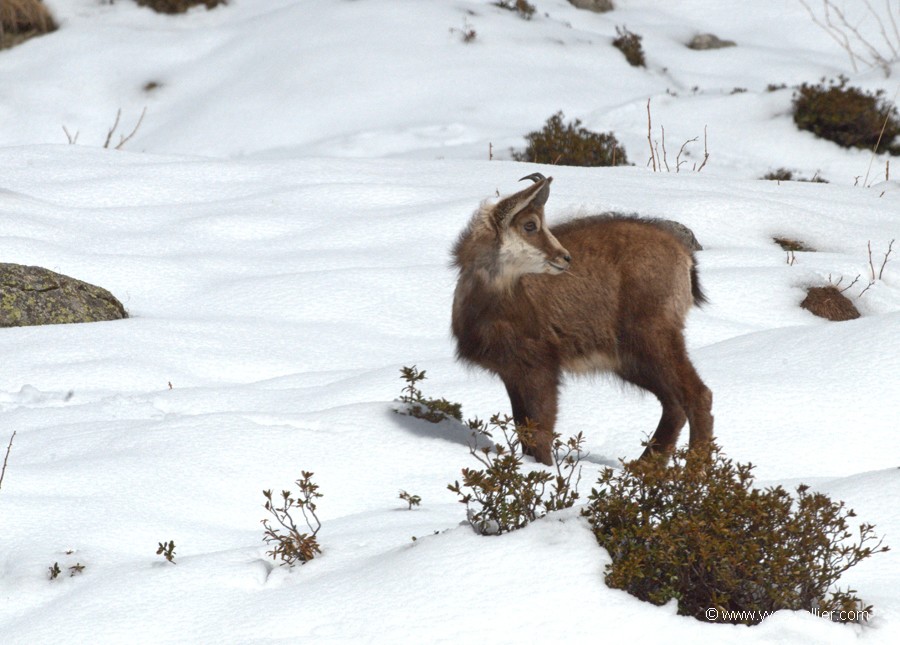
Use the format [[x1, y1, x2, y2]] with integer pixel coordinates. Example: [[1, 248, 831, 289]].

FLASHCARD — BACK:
[[495, 1, 535, 20], [613, 26, 645, 67], [156, 540, 176, 564], [399, 490, 421, 509], [801, 285, 860, 321], [448, 414, 585, 535], [262, 472, 323, 567], [135, 0, 227, 14], [762, 168, 828, 183], [511, 111, 629, 166], [583, 445, 888, 624], [773, 236, 815, 252], [0, 0, 56, 50], [793, 77, 900, 155], [397, 366, 462, 424]]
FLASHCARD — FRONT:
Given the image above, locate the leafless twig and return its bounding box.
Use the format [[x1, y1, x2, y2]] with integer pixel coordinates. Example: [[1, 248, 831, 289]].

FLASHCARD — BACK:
[[646, 98, 657, 172], [0, 431, 15, 491], [62, 126, 79, 145], [105, 107, 147, 150], [799, 0, 900, 76]]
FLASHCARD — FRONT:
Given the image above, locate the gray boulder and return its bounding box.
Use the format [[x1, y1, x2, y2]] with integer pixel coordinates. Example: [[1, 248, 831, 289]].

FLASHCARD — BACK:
[[568, 0, 614, 13], [0, 263, 127, 328], [688, 34, 736, 50]]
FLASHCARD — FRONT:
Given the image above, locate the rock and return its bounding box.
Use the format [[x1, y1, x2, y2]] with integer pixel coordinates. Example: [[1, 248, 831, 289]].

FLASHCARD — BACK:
[[687, 33, 737, 50], [0, 263, 127, 328], [568, 0, 614, 13]]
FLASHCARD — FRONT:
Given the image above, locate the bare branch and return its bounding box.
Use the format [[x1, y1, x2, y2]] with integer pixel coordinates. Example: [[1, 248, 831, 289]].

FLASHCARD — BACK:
[[646, 98, 657, 172], [837, 274, 861, 293], [676, 136, 699, 172], [695, 125, 710, 172], [0, 431, 15, 491], [62, 126, 79, 145], [116, 107, 147, 150], [103, 109, 122, 149], [878, 238, 895, 279]]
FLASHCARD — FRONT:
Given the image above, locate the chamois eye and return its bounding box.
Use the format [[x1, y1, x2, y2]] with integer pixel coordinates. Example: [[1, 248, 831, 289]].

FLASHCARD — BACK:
[[523, 221, 537, 233]]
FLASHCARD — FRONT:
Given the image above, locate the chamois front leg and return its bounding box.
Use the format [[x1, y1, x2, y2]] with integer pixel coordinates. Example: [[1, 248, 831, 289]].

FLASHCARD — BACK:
[[502, 369, 559, 466]]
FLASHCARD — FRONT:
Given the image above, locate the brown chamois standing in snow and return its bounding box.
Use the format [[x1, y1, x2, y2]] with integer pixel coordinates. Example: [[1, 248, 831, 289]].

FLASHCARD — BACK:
[[451, 174, 713, 465]]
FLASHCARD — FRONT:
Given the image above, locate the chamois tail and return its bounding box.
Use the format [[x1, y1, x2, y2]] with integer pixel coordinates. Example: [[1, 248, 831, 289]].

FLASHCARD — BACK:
[[691, 261, 708, 307]]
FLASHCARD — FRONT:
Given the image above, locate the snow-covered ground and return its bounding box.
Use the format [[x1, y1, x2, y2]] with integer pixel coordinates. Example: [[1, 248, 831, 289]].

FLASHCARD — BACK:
[[1, 1, 899, 643]]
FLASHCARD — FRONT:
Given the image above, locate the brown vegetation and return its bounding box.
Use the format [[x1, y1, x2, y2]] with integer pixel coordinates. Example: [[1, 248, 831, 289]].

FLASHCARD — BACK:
[[0, 0, 56, 50], [135, 0, 227, 14], [801, 285, 860, 321]]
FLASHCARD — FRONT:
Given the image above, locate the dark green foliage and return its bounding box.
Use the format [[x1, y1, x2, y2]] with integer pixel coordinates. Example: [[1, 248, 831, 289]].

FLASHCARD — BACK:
[[793, 77, 900, 155], [495, 0, 535, 19], [773, 236, 815, 252], [583, 445, 888, 624], [398, 366, 462, 423], [613, 26, 645, 67], [0, 0, 57, 50], [262, 472, 323, 567], [448, 414, 585, 535], [135, 0, 226, 14], [156, 540, 176, 564], [399, 490, 422, 509], [762, 168, 828, 183], [511, 112, 629, 166]]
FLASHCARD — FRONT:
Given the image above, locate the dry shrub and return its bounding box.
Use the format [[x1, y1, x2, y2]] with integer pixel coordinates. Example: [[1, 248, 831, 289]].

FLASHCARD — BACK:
[[511, 111, 629, 166], [762, 168, 828, 183], [613, 26, 645, 67], [135, 0, 227, 14], [793, 77, 900, 155], [0, 0, 56, 50], [584, 444, 888, 624], [773, 237, 815, 252], [801, 285, 860, 321]]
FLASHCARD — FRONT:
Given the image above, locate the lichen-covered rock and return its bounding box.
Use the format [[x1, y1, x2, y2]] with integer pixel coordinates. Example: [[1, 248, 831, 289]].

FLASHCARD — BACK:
[[0, 263, 127, 328], [688, 34, 737, 50], [568, 0, 614, 13]]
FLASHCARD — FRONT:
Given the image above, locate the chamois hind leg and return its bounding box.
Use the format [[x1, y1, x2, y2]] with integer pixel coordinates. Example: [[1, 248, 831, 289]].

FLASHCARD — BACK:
[[676, 353, 714, 453], [626, 330, 713, 460], [503, 370, 559, 466], [617, 332, 690, 460]]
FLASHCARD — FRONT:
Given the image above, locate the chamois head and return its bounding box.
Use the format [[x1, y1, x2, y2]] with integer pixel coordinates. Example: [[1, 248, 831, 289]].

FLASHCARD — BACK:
[[453, 173, 571, 291]]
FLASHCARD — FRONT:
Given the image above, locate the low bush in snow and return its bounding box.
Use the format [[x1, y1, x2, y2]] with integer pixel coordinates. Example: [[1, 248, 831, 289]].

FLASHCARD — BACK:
[[135, 0, 227, 14], [801, 285, 860, 321], [397, 365, 462, 424], [0, 0, 56, 50], [448, 414, 585, 535], [613, 26, 645, 67], [494, 1, 535, 20], [793, 77, 900, 155], [583, 444, 889, 625], [262, 472, 323, 567], [761, 168, 828, 183], [511, 111, 629, 166]]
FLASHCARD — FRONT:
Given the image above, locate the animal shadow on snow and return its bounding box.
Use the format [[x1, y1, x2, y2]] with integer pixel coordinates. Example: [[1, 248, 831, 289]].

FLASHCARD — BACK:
[[388, 405, 620, 468]]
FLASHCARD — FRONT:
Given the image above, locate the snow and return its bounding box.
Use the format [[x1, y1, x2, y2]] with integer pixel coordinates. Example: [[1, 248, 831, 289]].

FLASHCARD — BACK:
[[1, 0, 899, 643]]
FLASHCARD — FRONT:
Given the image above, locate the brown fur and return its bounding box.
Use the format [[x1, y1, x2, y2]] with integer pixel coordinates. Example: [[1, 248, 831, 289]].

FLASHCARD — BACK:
[[451, 175, 713, 465]]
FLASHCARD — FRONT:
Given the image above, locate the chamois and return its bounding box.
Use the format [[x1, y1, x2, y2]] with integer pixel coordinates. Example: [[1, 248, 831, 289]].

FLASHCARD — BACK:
[[451, 174, 713, 465]]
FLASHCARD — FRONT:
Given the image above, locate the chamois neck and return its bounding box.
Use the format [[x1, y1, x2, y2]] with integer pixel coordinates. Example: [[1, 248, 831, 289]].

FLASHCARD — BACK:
[[453, 213, 524, 295]]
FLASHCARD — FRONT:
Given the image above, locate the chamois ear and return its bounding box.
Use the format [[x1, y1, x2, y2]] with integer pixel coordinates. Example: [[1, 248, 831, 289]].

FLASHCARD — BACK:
[[490, 175, 553, 228]]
